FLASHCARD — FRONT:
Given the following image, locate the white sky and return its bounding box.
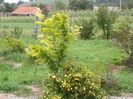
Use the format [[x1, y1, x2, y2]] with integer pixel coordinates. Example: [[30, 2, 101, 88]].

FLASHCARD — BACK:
[[4, 0, 29, 3]]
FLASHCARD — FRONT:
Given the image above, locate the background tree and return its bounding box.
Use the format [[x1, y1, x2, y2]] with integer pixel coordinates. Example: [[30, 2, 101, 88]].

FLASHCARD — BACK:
[[96, 5, 117, 40], [56, 0, 66, 10], [30, 3, 38, 7], [0, 0, 4, 4], [29, 0, 34, 2], [69, 0, 94, 10], [17, 0, 25, 5], [114, 17, 133, 64], [4, 3, 16, 12], [95, 0, 128, 7], [127, 0, 133, 9]]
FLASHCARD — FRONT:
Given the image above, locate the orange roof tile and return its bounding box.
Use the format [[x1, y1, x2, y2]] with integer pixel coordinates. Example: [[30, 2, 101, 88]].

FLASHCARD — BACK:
[[12, 6, 41, 15]]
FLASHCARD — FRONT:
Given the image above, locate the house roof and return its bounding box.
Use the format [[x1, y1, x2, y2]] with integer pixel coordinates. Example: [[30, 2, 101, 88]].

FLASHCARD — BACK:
[[12, 6, 41, 15]]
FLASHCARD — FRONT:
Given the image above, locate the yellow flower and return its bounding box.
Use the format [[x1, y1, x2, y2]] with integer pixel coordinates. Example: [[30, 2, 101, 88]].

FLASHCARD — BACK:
[[52, 75, 56, 79]]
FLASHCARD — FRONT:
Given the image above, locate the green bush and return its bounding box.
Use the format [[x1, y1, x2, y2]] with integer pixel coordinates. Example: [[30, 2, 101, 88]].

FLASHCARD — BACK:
[[96, 5, 117, 40], [43, 61, 106, 99], [113, 17, 133, 63], [5, 37, 24, 52], [69, 0, 93, 10], [79, 18, 94, 40], [56, 1, 66, 10], [3, 27, 24, 52]]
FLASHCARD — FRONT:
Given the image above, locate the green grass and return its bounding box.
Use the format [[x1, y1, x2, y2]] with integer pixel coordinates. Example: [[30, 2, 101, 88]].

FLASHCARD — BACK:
[[0, 36, 130, 95], [0, 63, 49, 94], [68, 40, 127, 66], [0, 16, 34, 23], [0, 22, 35, 29], [113, 68, 133, 93]]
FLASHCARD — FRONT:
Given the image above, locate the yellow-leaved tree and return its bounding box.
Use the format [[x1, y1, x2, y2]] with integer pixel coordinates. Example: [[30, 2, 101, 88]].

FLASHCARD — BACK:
[[26, 12, 79, 72]]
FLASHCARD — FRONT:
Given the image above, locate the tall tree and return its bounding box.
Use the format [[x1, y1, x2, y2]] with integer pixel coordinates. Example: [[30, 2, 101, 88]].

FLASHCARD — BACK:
[[96, 5, 117, 40], [56, 0, 66, 10], [69, 0, 94, 10], [0, 0, 4, 4], [127, 0, 133, 9], [29, 0, 34, 2], [4, 3, 16, 12], [17, 0, 25, 5]]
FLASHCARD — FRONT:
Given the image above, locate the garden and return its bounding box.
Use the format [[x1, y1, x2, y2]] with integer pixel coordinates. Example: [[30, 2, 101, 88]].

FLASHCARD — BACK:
[[0, 5, 133, 99]]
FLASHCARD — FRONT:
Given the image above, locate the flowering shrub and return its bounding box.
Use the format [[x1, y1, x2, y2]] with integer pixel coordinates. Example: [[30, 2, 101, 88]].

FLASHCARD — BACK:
[[43, 61, 106, 99]]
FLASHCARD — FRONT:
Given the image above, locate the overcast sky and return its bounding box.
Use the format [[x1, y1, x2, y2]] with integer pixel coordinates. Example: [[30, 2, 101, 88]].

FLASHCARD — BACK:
[[4, 0, 29, 3]]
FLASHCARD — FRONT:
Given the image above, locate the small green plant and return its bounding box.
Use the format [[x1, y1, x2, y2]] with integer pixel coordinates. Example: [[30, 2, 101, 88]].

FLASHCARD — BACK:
[[10, 27, 23, 39], [96, 5, 117, 40], [5, 37, 24, 52], [4, 27, 24, 52], [43, 61, 106, 99], [79, 18, 94, 40], [0, 26, 9, 37]]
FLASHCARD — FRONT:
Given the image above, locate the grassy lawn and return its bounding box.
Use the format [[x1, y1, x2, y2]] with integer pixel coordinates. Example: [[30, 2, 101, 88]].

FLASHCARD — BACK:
[[0, 17, 132, 96], [0, 22, 35, 29], [113, 68, 133, 93]]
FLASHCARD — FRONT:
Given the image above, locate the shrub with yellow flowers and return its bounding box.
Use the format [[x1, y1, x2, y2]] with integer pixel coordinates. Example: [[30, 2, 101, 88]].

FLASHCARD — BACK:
[[42, 61, 106, 99]]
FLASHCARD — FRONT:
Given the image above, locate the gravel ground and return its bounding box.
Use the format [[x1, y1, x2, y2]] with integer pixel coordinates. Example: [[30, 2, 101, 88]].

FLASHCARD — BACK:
[[0, 93, 37, 99], [0, 94, 133, 99]]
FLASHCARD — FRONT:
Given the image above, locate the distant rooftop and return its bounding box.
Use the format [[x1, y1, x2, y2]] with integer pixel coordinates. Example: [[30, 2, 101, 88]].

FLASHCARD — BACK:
[[12, 6, 41, 15]]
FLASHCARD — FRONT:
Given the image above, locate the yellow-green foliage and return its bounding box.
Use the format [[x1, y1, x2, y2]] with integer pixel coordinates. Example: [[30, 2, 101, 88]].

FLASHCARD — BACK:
[[3, 27, 24, 52], [6, 37, 23, 52], [43, 61, 106, 99], [26, 13, 79, 71]]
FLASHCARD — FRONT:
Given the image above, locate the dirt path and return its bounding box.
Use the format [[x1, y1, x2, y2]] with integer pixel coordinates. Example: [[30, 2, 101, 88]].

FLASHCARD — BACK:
[[110, 96, 133, 99], [0, 85, 42, 99], [0, 56, 22, 68], [0, 93, 37, 99]]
